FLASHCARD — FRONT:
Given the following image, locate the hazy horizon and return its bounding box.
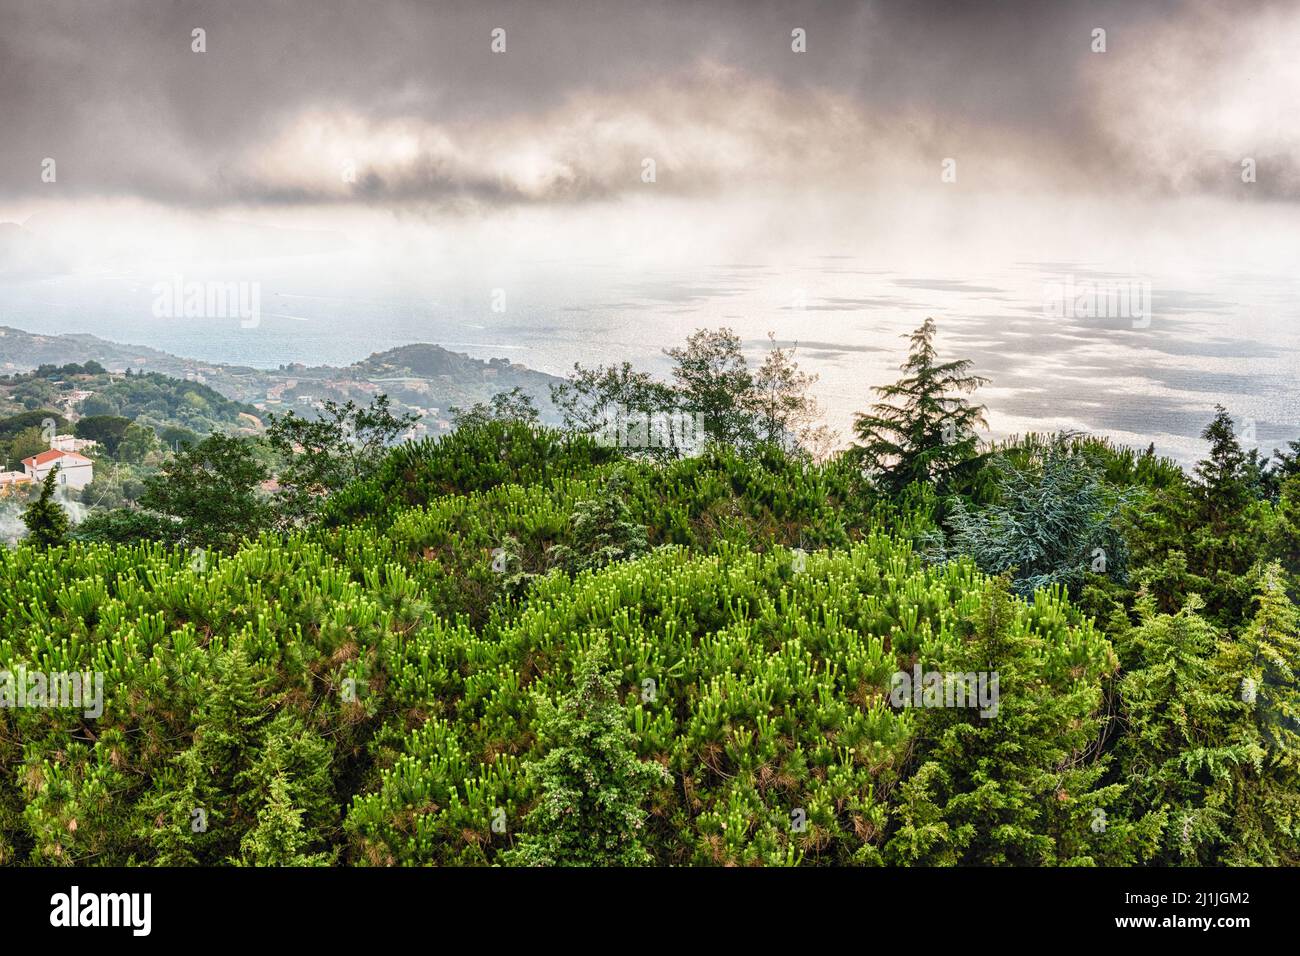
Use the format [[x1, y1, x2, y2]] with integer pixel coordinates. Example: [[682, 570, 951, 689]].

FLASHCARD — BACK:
[[3, 0, 1298, 463]]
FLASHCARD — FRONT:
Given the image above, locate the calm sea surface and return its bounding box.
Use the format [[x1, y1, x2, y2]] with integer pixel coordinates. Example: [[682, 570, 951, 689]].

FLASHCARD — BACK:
[[3, 256, 1297, 464]]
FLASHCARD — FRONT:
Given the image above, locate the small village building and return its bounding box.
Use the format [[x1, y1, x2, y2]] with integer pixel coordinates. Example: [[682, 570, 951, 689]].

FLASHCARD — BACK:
[[0, 471, 33, 496], [49, 434, 98, 453], [21, 449, 94, 490]]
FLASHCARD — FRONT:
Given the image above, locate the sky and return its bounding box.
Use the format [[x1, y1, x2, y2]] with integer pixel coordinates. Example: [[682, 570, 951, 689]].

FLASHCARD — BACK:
[[4, 0, 1299, 208], [1, 0, 1298, 459]]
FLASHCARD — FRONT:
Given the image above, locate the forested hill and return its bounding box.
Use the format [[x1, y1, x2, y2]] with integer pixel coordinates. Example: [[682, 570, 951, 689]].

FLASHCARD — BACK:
[[1, 320, 1297, 868], [0, 363, 259, 453], [0, 326, 564, 432]]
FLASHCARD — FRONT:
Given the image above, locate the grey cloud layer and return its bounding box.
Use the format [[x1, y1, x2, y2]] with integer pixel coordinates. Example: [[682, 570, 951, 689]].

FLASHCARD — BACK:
[[2, 0, 1296, 207]]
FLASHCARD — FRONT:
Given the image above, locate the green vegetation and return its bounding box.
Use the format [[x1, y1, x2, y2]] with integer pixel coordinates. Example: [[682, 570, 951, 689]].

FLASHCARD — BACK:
[[20, 469, 69, 549], [1, 319, 1297, 867], [76, 370, 255, 435], [852, 316, 988, 494], [0, 366, 256, 475]]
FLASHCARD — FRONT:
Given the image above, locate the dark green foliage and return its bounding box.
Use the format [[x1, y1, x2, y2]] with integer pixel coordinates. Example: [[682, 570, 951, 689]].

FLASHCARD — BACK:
[[1215, 564, 1300, 864], [158, 425, 201, 451], [73, 415, 133, 456], [133, 650, 338, 866], [853, 318, 989, 494], [502, 639, 670, 866], [117, 423, 159, 464], [882, 579, 1157, 865], [1270, 439, 1300, 488], [1120, 406, 1273, 625], [266, 395, 417, 526], [139, 433, 270, 551], [21, 468, 69, 548], [0, 409, 68, 442], [7, 425, 52, 463], [72, 507, 176, 545], [945, 439, 1131, 596], [4, 333, 1299, 870], [449, 387, 540, 429], [1195, 405, 1254, 528], [79, 371, 255, 434], [547, 470, 649, 575], [328, 420, 620, 524], [1108, 589, 1291, 864]]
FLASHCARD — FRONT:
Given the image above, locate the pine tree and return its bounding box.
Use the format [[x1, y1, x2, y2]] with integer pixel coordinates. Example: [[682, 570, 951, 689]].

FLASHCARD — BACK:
[[1273, 475, 1300, 581], [1234, 564, 1300, 758], [853, 317, 988, 494], [234, 775, 334, 867], [1112, 593, 1250, 863], [548, 470, 649, 574], [1187, 406, 1267, 623], [503, 638, 670, 866], [1194, 405, 1252, 528], [1215, 564, 1300, 863], [945, 440, 1130, 596], [882, 579, 1153, 865], [21, 467, 69, 549]]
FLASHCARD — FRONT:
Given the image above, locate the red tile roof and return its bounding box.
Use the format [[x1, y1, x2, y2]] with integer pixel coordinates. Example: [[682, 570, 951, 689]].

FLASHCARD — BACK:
[[22, 449, 93, 469]]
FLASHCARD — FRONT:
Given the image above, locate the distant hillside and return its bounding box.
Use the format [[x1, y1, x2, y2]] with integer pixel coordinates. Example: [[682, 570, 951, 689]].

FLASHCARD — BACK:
[[0, 362, 261, 444], [0, 327, 188, 374], [0, 326, 566, 437]]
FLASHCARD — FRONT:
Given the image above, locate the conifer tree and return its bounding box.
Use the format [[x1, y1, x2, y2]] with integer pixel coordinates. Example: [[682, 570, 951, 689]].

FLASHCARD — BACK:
[[1112, 593, 1250, 863], [234, 775, 334, 867], [1213, 565, 1300, 864], [548, 470, 649, 574], [21, 467, 69, 549], [492, 534, 536, 602], [503, 638, 669, 866], [1194, 405, 1253, 528], [883, 579, 1150, 865], [1272, 475, 1300, 581], [945, 440, 1130, 596], [1186, 406, 1268, 623], [853, 317, 988, 494]]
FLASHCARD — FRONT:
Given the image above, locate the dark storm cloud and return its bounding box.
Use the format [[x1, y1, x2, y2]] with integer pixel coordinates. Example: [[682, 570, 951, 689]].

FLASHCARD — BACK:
[[1, 0, 1296, 206]]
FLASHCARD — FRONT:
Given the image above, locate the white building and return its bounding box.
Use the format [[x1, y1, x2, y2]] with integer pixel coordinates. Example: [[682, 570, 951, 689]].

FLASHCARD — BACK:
[[49, 434, 98, 453], [22, 449, 94, 490]]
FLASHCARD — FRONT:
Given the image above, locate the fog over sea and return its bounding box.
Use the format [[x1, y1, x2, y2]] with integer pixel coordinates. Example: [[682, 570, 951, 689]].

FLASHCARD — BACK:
[[3, 251, 1297, 466]]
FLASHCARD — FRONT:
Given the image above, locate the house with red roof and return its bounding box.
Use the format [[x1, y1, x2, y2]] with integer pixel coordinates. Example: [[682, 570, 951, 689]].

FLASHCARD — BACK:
[[21, 448, 94, 490]]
